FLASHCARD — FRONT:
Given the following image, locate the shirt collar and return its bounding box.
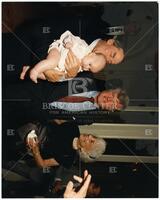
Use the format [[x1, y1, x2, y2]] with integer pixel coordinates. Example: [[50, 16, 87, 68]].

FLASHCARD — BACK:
[[72, 137, 79, 150]]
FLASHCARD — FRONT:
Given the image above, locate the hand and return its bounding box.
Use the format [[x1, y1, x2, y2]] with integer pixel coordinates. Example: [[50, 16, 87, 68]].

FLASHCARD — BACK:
[[51, 119, 67, 125], [64, 49, 81, 79], [63, 170, 91, 198], [26, 137, 39, 152], [53, 180, 63, 193], [44, 69, 65, 82]]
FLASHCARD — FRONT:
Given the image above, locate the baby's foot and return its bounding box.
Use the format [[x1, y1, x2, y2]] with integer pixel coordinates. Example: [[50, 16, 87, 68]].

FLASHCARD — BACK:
[[30, 68, 39, 83], [38, 73, 46, 80], [20, 66, 30, 80]]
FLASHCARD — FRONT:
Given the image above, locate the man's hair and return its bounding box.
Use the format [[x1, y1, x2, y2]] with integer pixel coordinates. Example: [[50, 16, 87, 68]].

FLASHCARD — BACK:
[[116, 88, 129, 110], [78, 136, 107, 163]]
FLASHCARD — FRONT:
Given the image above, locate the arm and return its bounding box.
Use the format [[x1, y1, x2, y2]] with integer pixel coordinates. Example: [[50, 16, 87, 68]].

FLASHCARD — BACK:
[[50, 119, 68, 125], [64, 50, 81, 78], [27, 138, 59, 168], [64, 170, 91, 198], [32, 148, 59, 168], [43, 68, 65, 82]]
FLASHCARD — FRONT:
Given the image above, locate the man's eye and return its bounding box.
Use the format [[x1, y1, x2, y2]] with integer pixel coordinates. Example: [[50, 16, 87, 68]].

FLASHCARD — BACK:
[[112, 53, 116, 58]]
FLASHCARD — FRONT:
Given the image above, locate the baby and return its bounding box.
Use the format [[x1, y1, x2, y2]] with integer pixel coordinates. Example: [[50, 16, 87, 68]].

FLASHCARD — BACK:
[[20, 30, 106, 83], [20, 30, 124, 83]]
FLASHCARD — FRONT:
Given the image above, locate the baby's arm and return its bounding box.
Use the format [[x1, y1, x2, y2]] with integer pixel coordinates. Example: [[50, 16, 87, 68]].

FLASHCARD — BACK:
[[30, 48, 60, 83]]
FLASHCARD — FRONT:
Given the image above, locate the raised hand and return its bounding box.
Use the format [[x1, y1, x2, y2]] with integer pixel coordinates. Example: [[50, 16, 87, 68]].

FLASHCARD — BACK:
[[64, 170, 91, 198]]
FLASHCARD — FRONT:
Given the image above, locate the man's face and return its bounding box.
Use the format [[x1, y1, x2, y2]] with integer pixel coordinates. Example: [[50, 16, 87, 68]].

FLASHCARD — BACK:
[[78, 134, 97, 152], [94, 39, 124, 64], [96, 90, 122, 111]]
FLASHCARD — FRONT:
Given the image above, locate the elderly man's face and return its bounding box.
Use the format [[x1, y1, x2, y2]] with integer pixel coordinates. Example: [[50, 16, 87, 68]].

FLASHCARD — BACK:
[[78, 134, 96, 152], [96, 90, 123, 111]]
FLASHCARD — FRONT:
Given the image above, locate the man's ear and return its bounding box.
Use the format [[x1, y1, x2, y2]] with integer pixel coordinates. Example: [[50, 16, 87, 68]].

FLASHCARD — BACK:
[[106, 39, 115, 45], [89, 154, 97, 160], [117, 103, 124, 111], [79, 147, 82, 152]]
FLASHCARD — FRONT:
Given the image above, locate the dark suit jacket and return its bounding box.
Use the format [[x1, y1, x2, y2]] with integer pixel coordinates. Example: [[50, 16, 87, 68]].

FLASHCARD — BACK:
[[3, 71, 103, 128], [2, 16, 112, 127]]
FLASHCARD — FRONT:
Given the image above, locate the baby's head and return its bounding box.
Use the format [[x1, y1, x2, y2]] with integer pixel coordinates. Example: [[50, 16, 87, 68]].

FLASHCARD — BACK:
[[93, 39, 124, 65], [81, 52, 106, 73]]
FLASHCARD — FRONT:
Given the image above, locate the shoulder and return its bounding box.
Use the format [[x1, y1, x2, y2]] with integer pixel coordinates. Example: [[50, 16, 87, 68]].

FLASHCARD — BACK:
[[77, 71, 94, 79], [61, 122, 80, 137]]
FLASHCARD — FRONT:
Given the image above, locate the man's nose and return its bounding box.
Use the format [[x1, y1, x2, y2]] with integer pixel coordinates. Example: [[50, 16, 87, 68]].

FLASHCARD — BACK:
[[103, 96, 112, 103], [103, 96, 107, 102], [88, 135, 94, 140]]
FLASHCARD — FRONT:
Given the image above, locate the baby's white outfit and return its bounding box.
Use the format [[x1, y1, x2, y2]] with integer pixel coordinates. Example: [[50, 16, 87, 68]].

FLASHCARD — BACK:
[[48, 30, 100, 81]]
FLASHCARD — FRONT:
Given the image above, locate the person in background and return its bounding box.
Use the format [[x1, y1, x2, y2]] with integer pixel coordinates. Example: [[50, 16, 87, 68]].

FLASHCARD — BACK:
[[63, 170, 92, 198], [20, 30, 106, 83], [17, 121, 107, 169], [47, 165, 101, 198], [20, 30, 124, 83]]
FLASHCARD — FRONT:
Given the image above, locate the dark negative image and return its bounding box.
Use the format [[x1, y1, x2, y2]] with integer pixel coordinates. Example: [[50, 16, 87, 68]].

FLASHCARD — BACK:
[[2, 2, 158, 198]]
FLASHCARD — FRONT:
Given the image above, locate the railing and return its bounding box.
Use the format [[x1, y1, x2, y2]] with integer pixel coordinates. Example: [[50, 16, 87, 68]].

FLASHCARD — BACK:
[[79, 121, 158, 163], [79, 123, 158, 140]]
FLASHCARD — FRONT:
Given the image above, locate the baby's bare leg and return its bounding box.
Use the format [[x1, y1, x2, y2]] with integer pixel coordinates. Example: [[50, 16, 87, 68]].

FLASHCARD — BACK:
[[30, 48, 60, 83], [30, 59, 55, 83]]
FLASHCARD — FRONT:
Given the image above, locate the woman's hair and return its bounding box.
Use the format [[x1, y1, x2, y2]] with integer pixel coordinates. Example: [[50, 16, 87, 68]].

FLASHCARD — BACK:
[[78, 137, 107, 163]]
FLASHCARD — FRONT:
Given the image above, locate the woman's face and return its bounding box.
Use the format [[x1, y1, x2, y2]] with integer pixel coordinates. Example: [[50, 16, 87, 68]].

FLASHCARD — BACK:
[[93, 40, 124, 64], [104, 46, 124, 64]]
